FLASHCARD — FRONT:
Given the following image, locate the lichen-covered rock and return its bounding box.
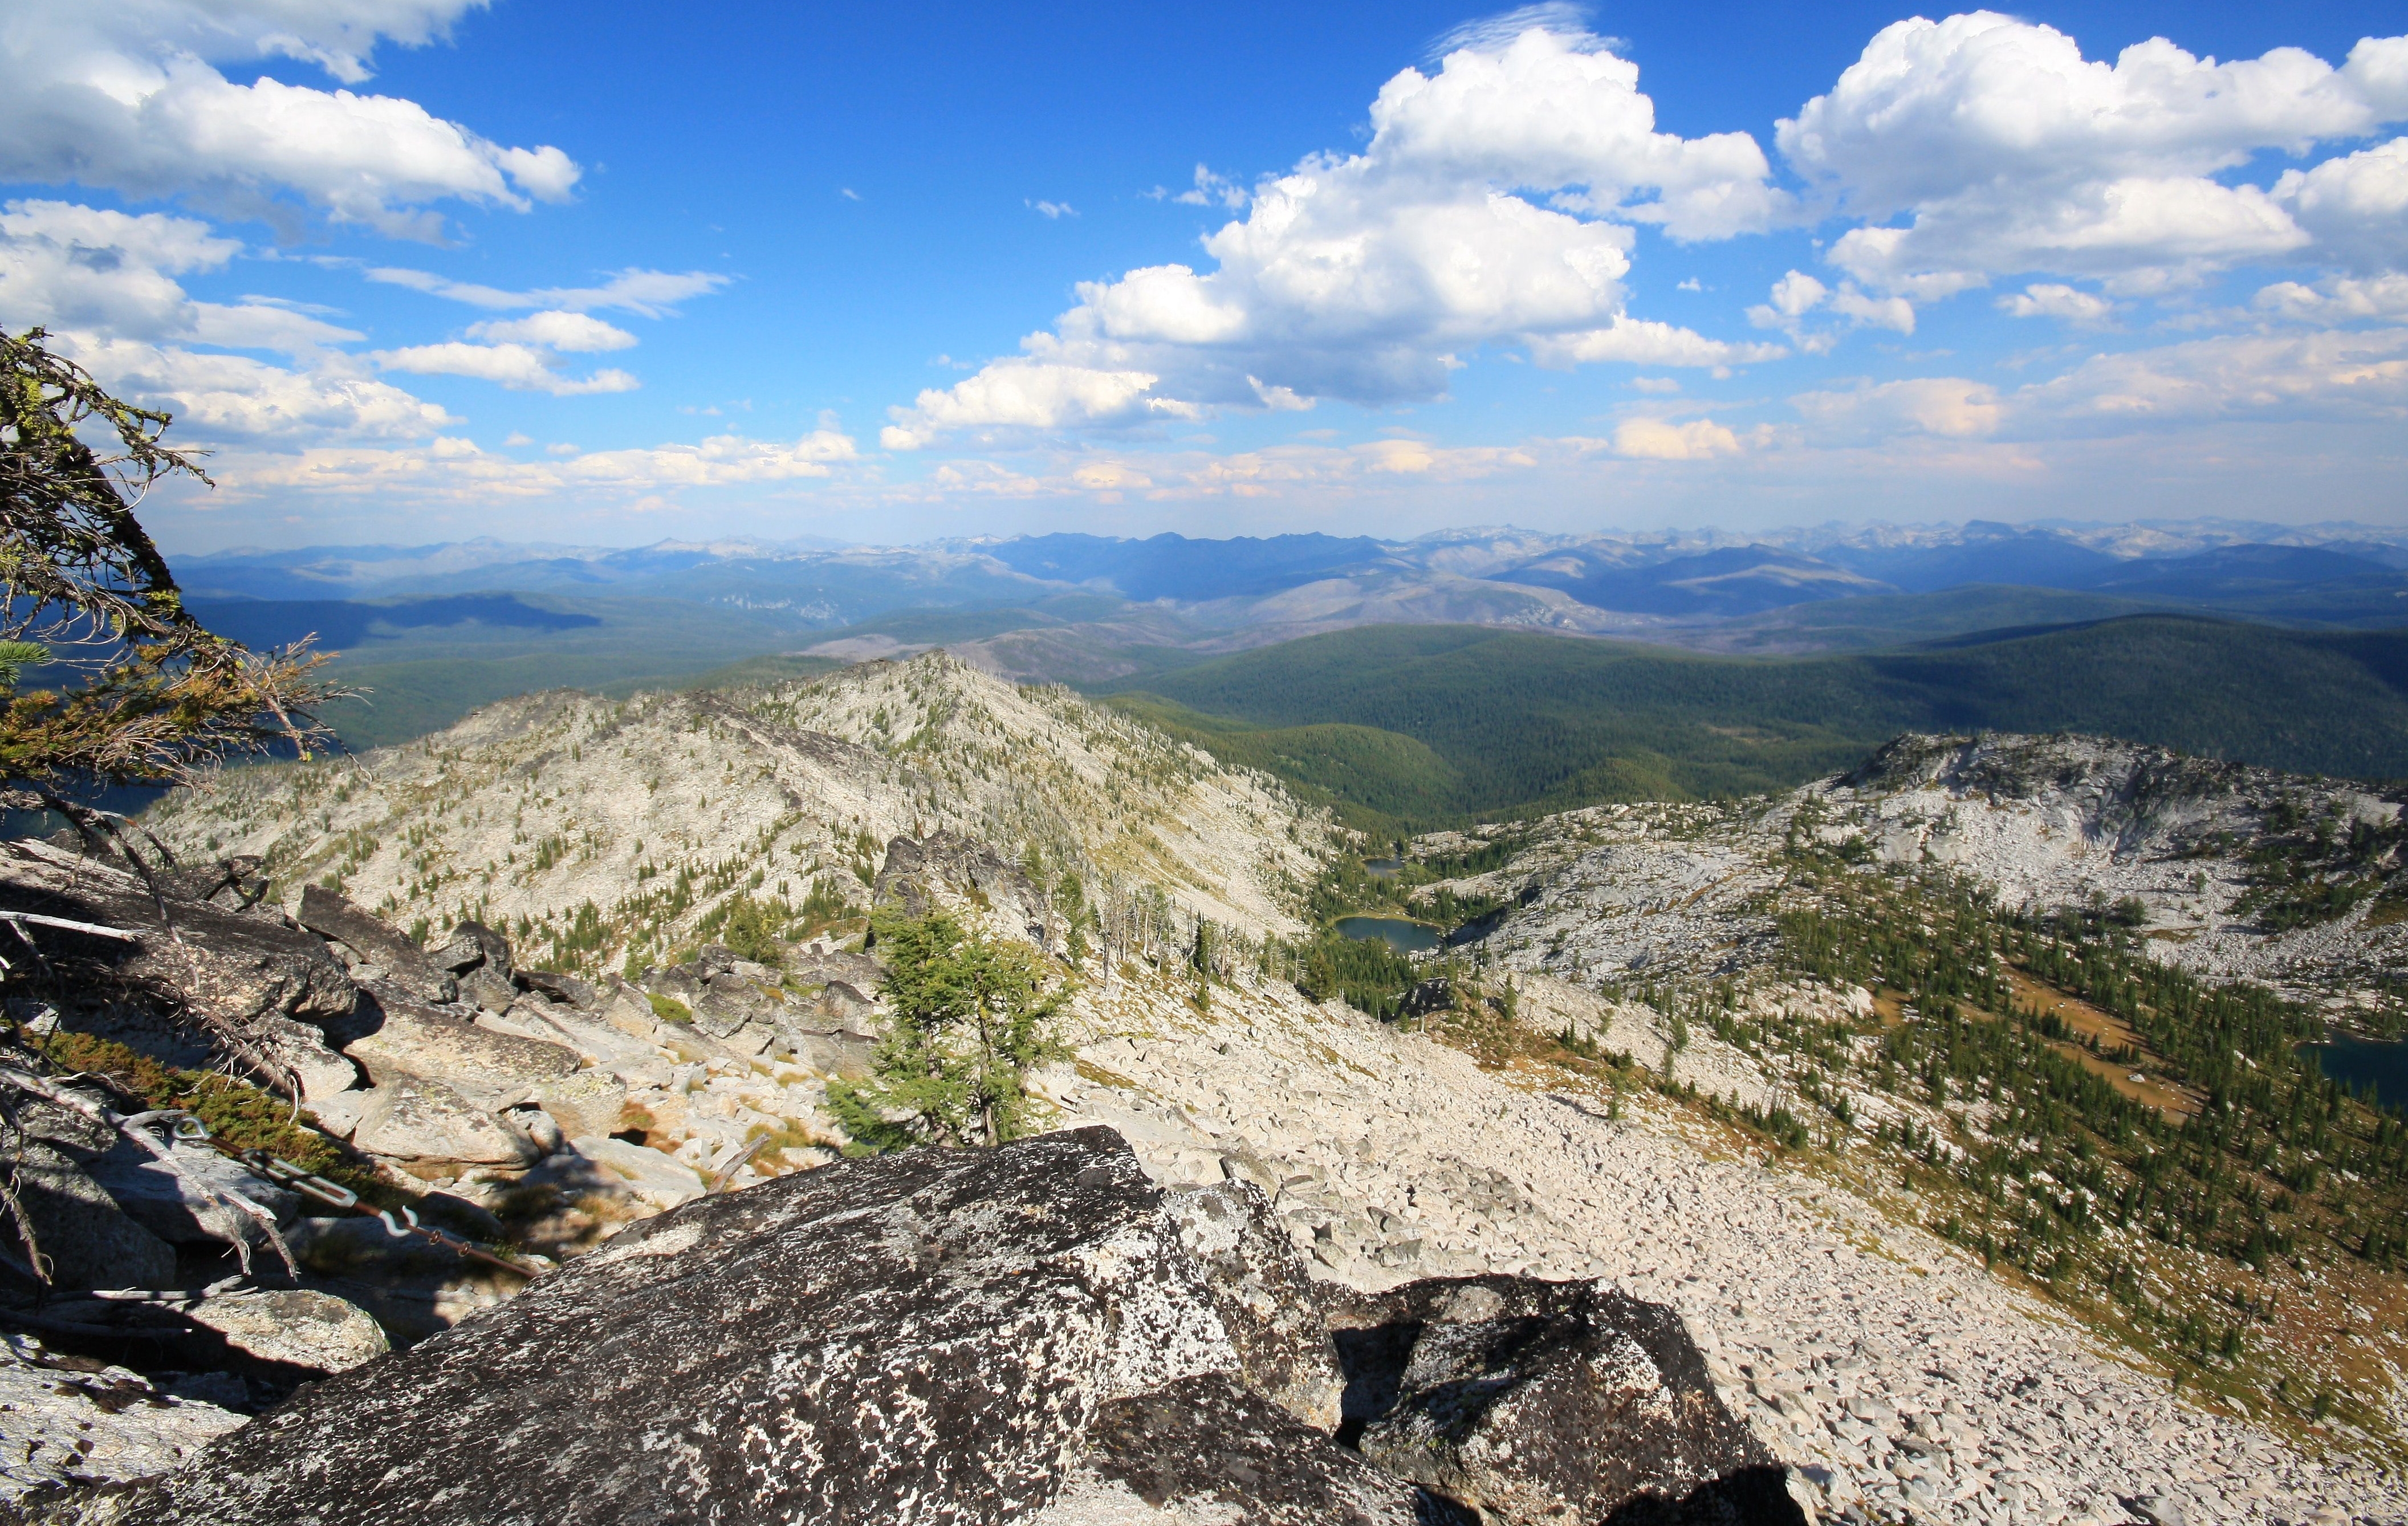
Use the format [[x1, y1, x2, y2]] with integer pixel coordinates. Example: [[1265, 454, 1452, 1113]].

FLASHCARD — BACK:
[[1038, 1372, 1470, 1526], [0, 842, 356, 1040], [515, 970, 594, 1008], [83, 1136, 296, 1248], [1328, 1276, 1800, 1526], [431, 919, 512, 982], [109, 1127, 1240, 1525], [530, 1072, 627, 1141], [567, 1134, 702, 1207], [876, 831, 1050, 943], [1164, 1182, 1345, 1432]]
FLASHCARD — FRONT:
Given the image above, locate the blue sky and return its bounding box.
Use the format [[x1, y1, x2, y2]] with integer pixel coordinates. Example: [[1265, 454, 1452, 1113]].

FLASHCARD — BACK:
[[3, 2, 2405, 551]]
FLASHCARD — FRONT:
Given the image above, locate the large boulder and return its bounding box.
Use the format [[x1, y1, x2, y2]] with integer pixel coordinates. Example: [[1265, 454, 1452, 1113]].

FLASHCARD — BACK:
[[105, 1126, 1243, 1525], [875, 831, 1050, 943], [0, 841, 357, 1044], [349, 1075, 539, 1165], [1328, 1276, 1801, 1526], [11, 1140, 177, 1291], [1040, 1372, 1470, 1525], [430, 920, 512, 983], [84, 1134, 298, 1248], [567, 1135, 703, 1208], [341, 998, 579, 1104], [0, 1333, 246, 1501], [295, 884, 455, 1007], [181, 1288, 390, 1377], [1164, 1182, 1345, 1433]]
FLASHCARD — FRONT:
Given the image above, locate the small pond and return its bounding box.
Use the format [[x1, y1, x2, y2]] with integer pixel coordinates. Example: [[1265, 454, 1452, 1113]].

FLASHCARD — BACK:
[[1333, 914, 1442, 953], [1364, 858, 1403, 878], [2305, 1036, 2408, 1110]]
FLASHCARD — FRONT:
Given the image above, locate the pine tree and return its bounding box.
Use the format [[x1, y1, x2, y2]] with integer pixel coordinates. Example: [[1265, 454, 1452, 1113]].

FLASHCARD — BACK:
[[0, 328, 338, 819], [831, 909, 1066, 1151]]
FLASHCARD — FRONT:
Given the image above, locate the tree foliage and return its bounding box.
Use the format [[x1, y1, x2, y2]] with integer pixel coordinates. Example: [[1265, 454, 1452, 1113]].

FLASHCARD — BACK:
[[829, 909, 1067, 1151], [0, 328, 339, 800]]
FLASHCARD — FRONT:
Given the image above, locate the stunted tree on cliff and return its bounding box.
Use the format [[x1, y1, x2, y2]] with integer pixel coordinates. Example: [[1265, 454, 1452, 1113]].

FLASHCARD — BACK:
[[831, 908, 1065, 1151], [0, 328, 338, 821]]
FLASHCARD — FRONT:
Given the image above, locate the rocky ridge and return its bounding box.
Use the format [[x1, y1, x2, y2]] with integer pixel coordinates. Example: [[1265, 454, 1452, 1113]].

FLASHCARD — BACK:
[[147, 652, 1331, 968], [1438, 732, 2408, 1014]]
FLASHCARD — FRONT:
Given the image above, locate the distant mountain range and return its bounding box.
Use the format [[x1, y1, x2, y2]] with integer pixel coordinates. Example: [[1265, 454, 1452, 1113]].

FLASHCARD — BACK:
[[176, 519, 2408, 628], [160, 519, 2408, 752]]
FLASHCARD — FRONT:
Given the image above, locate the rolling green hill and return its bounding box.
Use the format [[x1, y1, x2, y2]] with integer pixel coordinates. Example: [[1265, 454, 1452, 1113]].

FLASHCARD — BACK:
[[1107, 617, 2408, 829]]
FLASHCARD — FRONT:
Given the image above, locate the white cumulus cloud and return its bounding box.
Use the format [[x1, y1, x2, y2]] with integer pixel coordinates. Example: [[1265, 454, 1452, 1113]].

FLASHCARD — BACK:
[[466, 310, 638, 351], [881, 363, 1202, 451], [2275, 136, 2408, 271], [372, 340, 638, 396], [364, 266, 728, 316], [0, 2, 579, 239], [1613, 416, 1742, 459], [1999, 283, 2118, 325], [889, 19, 1781, 446], [1792, 377, 2004, 442], [0, 199, 465, 445], [220, 428, 861, 506], [1779, 14, 2408, 294], [1746, 268, 1913, 349]]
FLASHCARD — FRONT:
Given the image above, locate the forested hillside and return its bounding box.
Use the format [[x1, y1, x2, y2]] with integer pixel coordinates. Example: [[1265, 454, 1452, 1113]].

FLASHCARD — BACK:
[[1109, 617, 2408, 828]]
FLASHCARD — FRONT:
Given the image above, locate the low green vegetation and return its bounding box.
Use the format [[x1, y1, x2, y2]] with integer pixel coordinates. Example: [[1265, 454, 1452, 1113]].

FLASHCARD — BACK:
[[2233, 791, 2407, 934], [1107, 617, 2408, 828], [829, 909, 1068, 1151], [34, 1031, 412, 1211], [1705, 818, 2408, 1437]]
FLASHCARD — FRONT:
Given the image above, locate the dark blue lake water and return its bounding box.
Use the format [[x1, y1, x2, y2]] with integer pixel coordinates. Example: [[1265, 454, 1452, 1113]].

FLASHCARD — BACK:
[[2307, 1036, 2408, 1109], [1364, 858, 1403, 879], [1333, 914, 1441, 953]]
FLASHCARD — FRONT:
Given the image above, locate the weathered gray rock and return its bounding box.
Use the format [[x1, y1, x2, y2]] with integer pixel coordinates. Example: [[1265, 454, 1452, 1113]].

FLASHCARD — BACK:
[[565, 1136, 705, 1208], [84, 1136, 296, 1248], [182, 1288, 389, 1376], [507, 1002, 656, 1068], [296, 885, 455, 1006], [516, 970, 595, 1008], [1328, 1276, 1799, 1526], [0, 841, 357, 1044], [779, 1019, 877, 1079], [0, 1333, 246, 1501], [1040, 1372, 1470, 1525], [530, 1072, 628, 1141], [1164, 1182, 1345, 1432], [876, 831, 1050, 943], [342, 998, 578, 1102], [349, 1075, 537, 1165], [458, 970, 518, 1014], [432, 919, 512, 982], [247, 1012, 361, 1102], [109, 1127, 1240, 1525], [689, 976, 782, 1040], [13, 1141, 178, 1291], [641, 963, 705, 1005]]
